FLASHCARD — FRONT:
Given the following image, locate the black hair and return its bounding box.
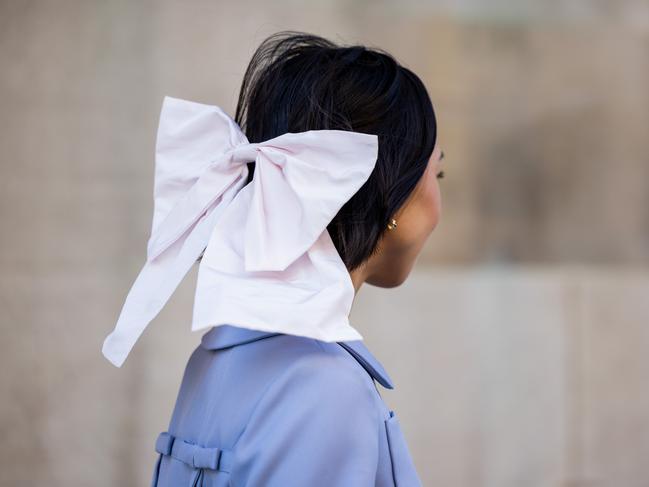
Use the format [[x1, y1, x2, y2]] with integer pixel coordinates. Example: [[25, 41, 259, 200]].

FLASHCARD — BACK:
[[235, 31, 437, 272]]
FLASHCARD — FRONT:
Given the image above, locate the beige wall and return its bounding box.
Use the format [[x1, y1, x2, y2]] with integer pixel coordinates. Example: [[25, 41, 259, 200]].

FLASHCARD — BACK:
[[1, 1, 647, 486]]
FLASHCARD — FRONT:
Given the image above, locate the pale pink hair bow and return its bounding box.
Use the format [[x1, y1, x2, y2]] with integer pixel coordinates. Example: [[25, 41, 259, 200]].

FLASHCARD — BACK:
[[101, 96, 379, 367]]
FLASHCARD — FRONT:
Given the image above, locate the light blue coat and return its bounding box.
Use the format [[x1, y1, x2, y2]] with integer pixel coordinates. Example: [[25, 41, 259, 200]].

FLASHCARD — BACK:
[[150, 324, 422, 486]]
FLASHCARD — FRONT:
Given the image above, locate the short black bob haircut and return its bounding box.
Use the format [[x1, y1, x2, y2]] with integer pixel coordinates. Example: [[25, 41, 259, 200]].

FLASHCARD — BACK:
[[235, 31, 437, 273]]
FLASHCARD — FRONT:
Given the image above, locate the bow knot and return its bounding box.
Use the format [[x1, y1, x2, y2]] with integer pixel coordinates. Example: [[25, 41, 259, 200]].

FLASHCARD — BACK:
[[229, 142, 261, 163], [102, 96, 378, 367]]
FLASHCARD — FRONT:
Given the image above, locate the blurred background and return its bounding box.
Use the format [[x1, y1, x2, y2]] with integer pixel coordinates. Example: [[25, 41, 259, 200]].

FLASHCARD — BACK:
[[1, 0, 648, 486]]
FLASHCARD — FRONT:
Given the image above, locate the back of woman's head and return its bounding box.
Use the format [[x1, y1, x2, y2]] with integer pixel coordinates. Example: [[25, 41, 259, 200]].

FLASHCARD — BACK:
[[235, 31, 437, 272]]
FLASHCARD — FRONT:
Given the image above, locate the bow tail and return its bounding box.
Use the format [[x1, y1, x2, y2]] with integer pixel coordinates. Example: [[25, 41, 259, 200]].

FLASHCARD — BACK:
[[102, 198, 228, 367], [102, 159, 247, 367]]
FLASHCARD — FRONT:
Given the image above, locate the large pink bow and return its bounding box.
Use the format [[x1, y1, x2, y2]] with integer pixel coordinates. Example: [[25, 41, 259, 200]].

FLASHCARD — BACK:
[[102, 96, 379, 367]]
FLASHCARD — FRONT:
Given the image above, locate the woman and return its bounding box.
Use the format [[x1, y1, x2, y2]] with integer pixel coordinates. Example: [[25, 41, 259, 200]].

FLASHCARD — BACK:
[[105, 30, 444, 486]]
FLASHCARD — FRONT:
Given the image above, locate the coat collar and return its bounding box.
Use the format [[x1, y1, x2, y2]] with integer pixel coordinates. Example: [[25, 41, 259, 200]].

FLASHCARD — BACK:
[[200, 325, 395, 390]]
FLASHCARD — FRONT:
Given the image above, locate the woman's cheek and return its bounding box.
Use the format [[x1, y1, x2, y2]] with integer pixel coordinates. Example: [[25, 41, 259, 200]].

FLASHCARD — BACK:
[[423, 173, 442, 233]]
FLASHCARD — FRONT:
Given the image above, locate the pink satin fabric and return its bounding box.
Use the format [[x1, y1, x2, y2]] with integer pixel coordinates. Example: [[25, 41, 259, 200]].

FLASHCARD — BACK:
[[101, 96, 379, 367]]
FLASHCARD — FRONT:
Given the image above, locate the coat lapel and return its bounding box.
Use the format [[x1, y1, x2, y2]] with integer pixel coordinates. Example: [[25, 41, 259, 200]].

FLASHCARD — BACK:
[[200, 324, 395, 390]]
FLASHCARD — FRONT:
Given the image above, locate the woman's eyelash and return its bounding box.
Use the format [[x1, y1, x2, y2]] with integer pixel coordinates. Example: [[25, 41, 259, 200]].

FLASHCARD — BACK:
[[436, 170, 445, 179]]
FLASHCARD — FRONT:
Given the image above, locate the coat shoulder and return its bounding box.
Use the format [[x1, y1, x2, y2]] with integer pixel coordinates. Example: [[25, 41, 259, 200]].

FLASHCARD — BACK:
[[245, 334, 386, 411]]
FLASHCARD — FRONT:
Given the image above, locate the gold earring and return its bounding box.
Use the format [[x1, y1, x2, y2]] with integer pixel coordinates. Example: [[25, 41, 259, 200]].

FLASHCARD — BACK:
[[387, 218, 397, 230]]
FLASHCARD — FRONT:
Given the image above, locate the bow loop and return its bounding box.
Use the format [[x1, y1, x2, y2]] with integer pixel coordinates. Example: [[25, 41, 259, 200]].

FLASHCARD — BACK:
[[146, 96, 250, 261], [241, 130, 379, 272]]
